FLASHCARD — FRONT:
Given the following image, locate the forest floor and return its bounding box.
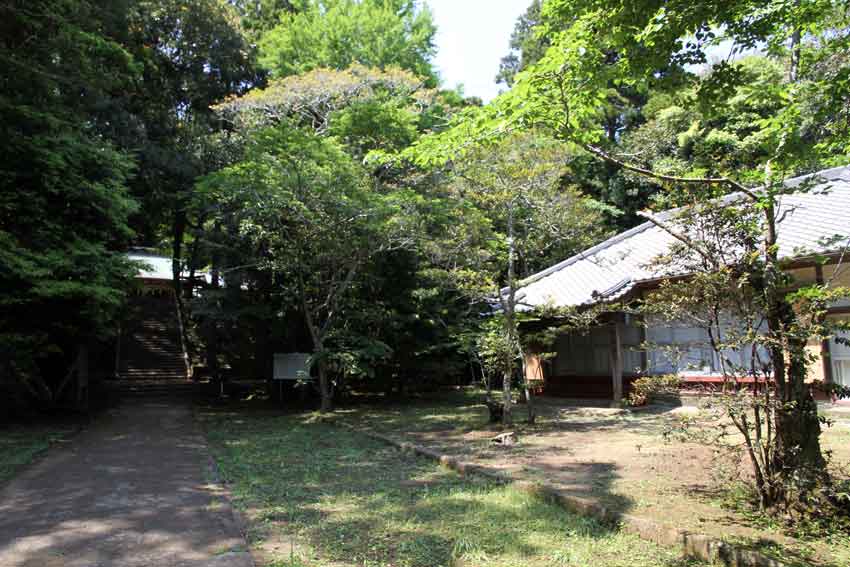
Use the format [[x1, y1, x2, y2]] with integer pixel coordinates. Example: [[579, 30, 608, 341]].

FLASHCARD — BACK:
[[335, 390, 850, 567], [198, 401, 714, 567]]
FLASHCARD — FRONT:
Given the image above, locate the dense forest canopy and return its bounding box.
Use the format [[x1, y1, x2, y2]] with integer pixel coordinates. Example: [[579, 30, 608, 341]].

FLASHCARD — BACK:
[[1, 0, 848, 442]]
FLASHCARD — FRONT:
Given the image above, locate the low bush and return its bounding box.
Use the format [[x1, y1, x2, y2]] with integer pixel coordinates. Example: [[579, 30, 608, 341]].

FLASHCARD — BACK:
[[627, 374, 682, 406]]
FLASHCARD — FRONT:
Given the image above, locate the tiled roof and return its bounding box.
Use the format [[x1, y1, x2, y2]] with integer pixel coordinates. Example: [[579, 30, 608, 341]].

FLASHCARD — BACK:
[[513, 165, 850, 310]]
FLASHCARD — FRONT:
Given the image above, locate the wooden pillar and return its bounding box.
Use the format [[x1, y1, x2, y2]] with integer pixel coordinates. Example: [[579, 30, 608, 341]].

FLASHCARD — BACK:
[[114, 323, 122, 380], [610, 316, 624, 404], [815, 265, 834, 383], [77, 344, 89, 411], [637, 314, 648, 374]]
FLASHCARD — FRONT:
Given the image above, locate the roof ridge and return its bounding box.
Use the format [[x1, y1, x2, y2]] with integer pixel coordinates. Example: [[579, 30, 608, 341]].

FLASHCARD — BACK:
[[509, 220, 657, 291], [783, 164, 850, 187], [510, 163, 850, 298]]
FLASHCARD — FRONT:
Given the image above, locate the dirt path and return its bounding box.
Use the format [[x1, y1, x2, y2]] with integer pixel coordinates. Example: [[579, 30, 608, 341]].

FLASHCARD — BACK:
[[0, 400, 252, 567]]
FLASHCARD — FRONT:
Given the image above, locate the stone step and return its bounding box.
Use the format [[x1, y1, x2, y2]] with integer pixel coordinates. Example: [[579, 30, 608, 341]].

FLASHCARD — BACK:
[[121, 373, 186, 377], [116, 376, 186, 388], [119, 294, 188, 390], [120, 369, 187, 375], [123, 351, 183, 357], [125, 350, 181, 355], [118, 370, 186, 379], [121, 357, 185, 363], [120, 369, 187, 374], [123, 360, 183, 364]]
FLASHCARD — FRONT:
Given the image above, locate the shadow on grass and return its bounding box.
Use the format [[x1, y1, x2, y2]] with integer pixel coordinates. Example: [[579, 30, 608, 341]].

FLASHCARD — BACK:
[[199, 400, 712, 567]]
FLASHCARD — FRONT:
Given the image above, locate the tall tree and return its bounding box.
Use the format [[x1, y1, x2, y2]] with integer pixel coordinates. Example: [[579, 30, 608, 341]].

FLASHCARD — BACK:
[[258, 0, 437, 85], [0, 0, 138, 406], [415, 132, 610, 424], [197, 124, 410, 411], [118, 0, 259, 294], [415, 0, 849, 515], [495, 0, 547, 88], [197, 60, 473, 402]]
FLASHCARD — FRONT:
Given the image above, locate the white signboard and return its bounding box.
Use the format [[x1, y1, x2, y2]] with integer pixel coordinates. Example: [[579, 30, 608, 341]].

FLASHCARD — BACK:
[[273, 353, 312, 381]]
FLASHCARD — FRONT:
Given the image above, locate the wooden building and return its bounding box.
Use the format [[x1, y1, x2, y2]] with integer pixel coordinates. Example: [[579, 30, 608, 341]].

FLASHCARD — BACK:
[[514, 166, 850, 401]]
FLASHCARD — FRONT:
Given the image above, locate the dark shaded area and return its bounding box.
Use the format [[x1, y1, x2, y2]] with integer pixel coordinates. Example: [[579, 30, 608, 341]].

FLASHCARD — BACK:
[[0, 401, 248, 567], [119, 293, 187, 381]]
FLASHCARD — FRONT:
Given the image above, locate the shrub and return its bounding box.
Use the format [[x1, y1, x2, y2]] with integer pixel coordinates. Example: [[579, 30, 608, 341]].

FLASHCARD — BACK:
[[627, 374, 681, 406]]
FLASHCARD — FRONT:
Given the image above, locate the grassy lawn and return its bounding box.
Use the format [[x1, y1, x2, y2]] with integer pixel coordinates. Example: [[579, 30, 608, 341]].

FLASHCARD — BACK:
[[199, 402, 712, 567], [0, 422, 80, 485], [331, 390, 850, 567]]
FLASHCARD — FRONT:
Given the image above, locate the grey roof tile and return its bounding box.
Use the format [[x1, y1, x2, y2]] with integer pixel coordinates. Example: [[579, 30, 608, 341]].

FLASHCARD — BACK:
[[514, 165, 850, 310]]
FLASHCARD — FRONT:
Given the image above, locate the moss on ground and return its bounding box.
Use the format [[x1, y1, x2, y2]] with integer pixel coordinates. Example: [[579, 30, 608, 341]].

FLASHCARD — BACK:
[[0, 423, 78, 485]]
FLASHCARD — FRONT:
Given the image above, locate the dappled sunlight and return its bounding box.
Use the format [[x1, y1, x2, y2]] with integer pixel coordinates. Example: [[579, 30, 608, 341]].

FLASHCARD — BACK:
[[330, 391, 850, 567], [0, 403, 248, 567], [202, 406, 709, 567]]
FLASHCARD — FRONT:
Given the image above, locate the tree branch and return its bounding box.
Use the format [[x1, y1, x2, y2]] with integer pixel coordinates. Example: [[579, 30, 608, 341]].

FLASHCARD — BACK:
[[637, 210, 715, 265], [583, 144, 758, 200]]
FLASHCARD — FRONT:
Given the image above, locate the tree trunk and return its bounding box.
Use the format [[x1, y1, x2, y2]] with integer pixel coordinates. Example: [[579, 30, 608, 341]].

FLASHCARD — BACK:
[[788, 2, 801, 83], [206, 225, 222, 384], [300, 278, 333, 413], [501, 202, 518, 426], [502, 367, 513, 425], [761, 183, 826, 504], [317, 358, 332, 413], [172, 206, 186, 300], [186, 222, 205, 302]]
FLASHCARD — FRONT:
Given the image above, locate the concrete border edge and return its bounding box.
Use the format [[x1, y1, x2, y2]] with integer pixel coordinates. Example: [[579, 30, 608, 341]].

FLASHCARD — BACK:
[[332, 420, 787, 567]]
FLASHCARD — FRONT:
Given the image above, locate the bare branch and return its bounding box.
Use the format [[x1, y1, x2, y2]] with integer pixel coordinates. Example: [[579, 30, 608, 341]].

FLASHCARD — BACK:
[[637, 210, 715, 265]]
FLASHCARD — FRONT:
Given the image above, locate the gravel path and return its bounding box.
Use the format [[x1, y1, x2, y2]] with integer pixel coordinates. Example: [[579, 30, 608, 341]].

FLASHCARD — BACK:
[[0, 400, 252, 567]]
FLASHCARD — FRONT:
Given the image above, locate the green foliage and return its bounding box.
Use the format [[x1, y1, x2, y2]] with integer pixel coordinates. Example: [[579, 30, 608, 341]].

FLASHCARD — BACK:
[[215, 64, 424, 130], [118, 0, 260, 243], [329, 99, 418, 158], [231, 0, 297, 41], [627, 374, 682, 407], [196, 120, 420, 407], [258, 0, 437, 85], [0, 0, 140, 404], [441, 132, 612, 287], [495, 0, 548, 87], [416, 0, 848, 231], [475, 318, 519, 379]]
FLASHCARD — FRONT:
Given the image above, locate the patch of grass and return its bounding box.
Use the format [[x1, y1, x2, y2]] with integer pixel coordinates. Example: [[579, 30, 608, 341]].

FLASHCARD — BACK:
[[0, 423, 78, 484], [199, 404, 711, 567], [338, 391, 850, 567]]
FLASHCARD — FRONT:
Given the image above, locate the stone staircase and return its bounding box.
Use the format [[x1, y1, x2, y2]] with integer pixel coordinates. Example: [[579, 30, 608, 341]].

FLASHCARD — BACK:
[[117, 294, 190, 396]]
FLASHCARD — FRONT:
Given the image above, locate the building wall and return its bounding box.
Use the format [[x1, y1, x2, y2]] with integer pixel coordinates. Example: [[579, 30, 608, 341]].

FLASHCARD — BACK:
[[539, 261, 850, 398], [788, 264, 850, 386], [551, 319, 642, 377]]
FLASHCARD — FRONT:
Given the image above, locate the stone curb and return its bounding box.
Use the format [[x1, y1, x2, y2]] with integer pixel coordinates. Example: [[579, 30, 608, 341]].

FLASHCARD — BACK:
[[333, 421, 787, 567]]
